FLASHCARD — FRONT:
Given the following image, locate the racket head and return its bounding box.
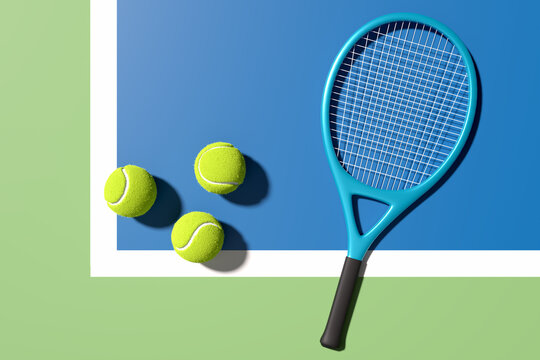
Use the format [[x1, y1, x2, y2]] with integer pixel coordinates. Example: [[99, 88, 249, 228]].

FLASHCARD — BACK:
[[321, 13, 477, 260]]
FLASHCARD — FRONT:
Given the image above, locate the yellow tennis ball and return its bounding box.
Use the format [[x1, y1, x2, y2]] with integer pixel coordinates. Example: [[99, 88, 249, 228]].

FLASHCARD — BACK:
[[194, 142, 246, 194], [171, 211, 224, 263], [104, 165, 157, 217]]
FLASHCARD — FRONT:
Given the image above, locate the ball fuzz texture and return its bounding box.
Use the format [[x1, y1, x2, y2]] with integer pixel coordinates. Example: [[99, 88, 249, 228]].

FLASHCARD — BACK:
[[194, 142, 246, 194], [104, 165, 157, 217], [171, 211, 224, 263]]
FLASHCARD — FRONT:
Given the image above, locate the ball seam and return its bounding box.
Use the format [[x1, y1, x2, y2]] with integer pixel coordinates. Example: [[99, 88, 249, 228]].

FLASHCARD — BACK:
[[108, 167, 129, 206], [174, 222, 221, 251], [198, 146, 240, 186]]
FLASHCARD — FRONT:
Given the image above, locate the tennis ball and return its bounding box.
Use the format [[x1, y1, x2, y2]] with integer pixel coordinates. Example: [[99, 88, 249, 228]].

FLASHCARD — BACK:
[[104, 165, 157, 217], [194, 142, 246, 194], [171, 211, 224, 263]]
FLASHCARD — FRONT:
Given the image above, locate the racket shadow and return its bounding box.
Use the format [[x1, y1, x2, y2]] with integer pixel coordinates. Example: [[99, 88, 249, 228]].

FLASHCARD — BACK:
[[336, 57, 482, 351]]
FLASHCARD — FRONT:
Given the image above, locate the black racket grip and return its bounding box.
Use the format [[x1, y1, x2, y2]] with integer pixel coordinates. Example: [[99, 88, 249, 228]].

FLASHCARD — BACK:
[[320, 256, 362, 350]]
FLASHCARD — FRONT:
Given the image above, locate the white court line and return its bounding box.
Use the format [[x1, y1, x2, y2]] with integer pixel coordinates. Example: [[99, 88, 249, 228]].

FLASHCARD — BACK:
[[90, 250, 540, 277], [90, 0, 540, 277]]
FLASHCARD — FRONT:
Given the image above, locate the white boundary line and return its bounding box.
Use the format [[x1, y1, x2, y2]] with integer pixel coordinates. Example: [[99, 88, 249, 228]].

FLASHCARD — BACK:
[[90, 0, 540, 277]]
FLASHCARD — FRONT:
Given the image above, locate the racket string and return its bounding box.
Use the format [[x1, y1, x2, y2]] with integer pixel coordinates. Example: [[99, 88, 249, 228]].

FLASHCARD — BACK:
[[332, 78, 469, 117], [350, 41, 467, 78], [330, 103, 463, 138], [386, 24, 457, 189], [330, 138, 439, 180], [358, 22, 403, 185], [405, 65, 469, 186], [330, 128, 451, 162], [345, 22, 396, 183], [334, 32, 359, 163], [330, 21, 469, 190]]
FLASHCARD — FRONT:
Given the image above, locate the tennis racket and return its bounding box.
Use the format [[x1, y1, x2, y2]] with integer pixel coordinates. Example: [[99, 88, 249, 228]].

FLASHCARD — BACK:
[[320, 13, 477, 349]]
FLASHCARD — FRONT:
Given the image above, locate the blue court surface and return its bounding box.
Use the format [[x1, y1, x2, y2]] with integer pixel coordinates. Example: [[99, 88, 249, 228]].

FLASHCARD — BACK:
[[117, 0, 540, 251]]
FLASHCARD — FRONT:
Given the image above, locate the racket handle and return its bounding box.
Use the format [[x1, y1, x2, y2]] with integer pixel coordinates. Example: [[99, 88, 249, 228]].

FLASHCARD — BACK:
[[320, 256, 362, 350]]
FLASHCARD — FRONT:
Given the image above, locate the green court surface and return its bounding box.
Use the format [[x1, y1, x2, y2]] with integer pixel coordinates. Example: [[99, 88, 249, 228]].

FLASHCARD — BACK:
[[1, 1, 539, 359]]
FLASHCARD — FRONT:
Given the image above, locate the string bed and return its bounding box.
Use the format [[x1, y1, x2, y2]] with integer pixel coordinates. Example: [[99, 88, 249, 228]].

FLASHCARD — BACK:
[[330, 21, 469, 190]]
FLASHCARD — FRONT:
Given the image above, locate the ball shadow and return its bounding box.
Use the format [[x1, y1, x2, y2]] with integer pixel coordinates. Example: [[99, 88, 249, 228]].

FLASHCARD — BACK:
[[202, 221, 248, 272], [223, 155, 269, 206], [135, 177, 182, 228]]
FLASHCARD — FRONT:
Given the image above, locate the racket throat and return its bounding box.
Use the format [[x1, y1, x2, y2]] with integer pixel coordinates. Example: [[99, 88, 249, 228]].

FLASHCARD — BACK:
[[346, 202, 404, 261], [353, 196, 390, 236]]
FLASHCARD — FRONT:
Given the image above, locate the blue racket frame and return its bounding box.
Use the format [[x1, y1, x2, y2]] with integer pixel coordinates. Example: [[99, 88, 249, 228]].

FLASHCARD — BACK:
[[321, 13, 477, 261]]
